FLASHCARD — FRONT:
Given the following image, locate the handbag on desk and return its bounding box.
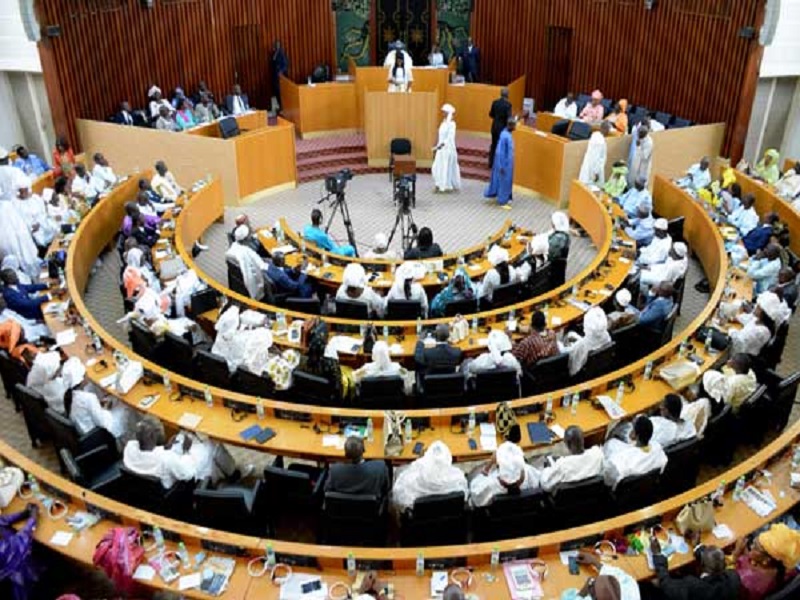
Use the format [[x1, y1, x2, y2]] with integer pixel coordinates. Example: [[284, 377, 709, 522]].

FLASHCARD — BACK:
[[675, 499, 715, 535], [0, 466, 24, 508], [383, 411, 405, 457], [496, 401, 519, 440]]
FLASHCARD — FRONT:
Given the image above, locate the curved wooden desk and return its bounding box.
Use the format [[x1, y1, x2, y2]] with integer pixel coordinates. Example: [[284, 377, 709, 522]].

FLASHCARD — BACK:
[[3, 418, 798, 599], [55, 173, 757, 465]]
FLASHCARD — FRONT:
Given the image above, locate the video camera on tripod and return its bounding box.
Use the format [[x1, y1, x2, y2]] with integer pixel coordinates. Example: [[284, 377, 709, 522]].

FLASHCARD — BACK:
[[325, 168, 353, 195], [318, 169, 358, 256], [388, 174, 418, 252], [394, 174, 416, 211]]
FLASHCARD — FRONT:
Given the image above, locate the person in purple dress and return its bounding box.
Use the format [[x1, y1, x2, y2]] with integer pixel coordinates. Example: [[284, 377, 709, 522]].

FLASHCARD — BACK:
[[0, 503, 39, 599]]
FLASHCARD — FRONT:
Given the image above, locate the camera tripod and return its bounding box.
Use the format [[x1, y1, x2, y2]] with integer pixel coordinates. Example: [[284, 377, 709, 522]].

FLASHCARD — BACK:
[[387, 200, 417, 253], [321, 191, 359, 257]]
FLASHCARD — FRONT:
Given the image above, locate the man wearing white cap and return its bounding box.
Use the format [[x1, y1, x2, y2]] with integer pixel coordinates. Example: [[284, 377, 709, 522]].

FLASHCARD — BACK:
[[13, 174, 57, 250], [479, 244, 518, 303], [640, 242, 688, 292], [469, 440, 540, 507], [432, 104, 461, 193], [637, 218, 672, 266], [616, 176, 652, 219], [0, 148, 40, 278], [607, 288, 640, 332], [225, 225, 268, 299], [392, 440, 468, 513], [364, 232, 397, 260]]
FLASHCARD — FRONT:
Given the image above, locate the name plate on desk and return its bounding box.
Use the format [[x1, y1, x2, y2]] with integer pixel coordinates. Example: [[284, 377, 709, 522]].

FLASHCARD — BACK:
[[276, 553, 319, 568], [201, 539, 248, 556], [500, 547, 539, 563], [274, 409, 312, 422], [560, 534, 601, 552]]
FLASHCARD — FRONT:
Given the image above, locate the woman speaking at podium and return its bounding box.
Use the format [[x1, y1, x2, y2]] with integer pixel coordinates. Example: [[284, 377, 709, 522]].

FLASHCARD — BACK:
[[388, 52, 413, 93]]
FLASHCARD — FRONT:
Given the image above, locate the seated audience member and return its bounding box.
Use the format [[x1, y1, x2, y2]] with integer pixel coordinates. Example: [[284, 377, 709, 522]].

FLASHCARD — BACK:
[[26, 352, 84, 413], [225, 84, 251, 116], [208, 308, 273, 375], [174, 98, 197, 131], [640, 242, 689, 293], [511, 310, 559, 368], [2, 256, 32, 285], [414, 323, 462, 378], [151, 160, 184, 202], [729, 291, 781, 357], [469, 440, 540, 508], [605, 99, 628, 134], [267, 251, 313, 298], [603, 160, 628, 198], [336, 263, 385, 317], [13, 176, 57, 250], [607, 289, 640, 331], [0, 503, 40, 599], [131, 283, 171, 322], [138, 179, 174, 214], [616, 176, 653, 218], [624, 203, 656, 247], [574, 551, 641, 600], [364, 232, 397, 260], [638, 282, 675, 330], [603, 415, 668, 489], [579, 90, 605, 123], [52, 136, 76, 178], [228, 214, 268, 257], [325, 436, 390, 499], [129, 214, 159, 248], [70, 372, 133, 442], [113, 100, 136, 126], [747, 244, 782, 294], [392, 441, 468, 513], [729, 193, 758, 237], [353, 340, 411, 392], [676, 156, 712, 194], [210, 305, 244, 372], [719, 182, 743, 216], [562, 306, 611, 376], [638, 218, 671, 266], [123, 417, 196, 488], [226, 225, 267, 299], [297, 321, 345, 399], [753, 148, 781, 186], [650, 539, 740, 600], [702, 353, 758, 415], [404, 226, 443, 260], [0, 269, 48, 320], [744, 212, 781, 256], [121, 202, 159, 237], [171, 86, 193, 110], [70, 163, 99, 206], [0, 294, 48, 343], [91, 153, 117, 192], [649, 393, 697, 447], [194, 92, 221, 124], [155, 105, 178, 132], [553, 93, 577, 119], [465, 329, 521, 377], [47, 176, 75, 223], [430, 266, 477, 317], [776, 163, 800, 201], [732, 523, 800, 600], [0, 316, 41, 368], [12, 145, 49, 177], [386, 261, 428, 317], [302, 208, 355, 257], [775, 267, 798, 310], [479, 245, 518, 303], [148, 86, 173, 120], [193, 80, 216, 104], [540, 426, 604, 492], [122, 246, 160, 299]]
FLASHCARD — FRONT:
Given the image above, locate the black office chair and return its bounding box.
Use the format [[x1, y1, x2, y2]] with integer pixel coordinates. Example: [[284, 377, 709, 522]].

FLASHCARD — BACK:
[[765, 575, 800, 600], [263, 464, 326, 536], [704, 403, 736, 466], [549, 259, 567, 289], [335, 298, 370, 320], [189, 288, 220, 317], [194, 349, 233, 389], [549, 476, 610, 528], [600, 98, 613, 117], [670, 117, 692, 129], [577, 341, 616, 383], [568, 121, 591, 141], [15, 383, 50, 448], [761, 321, 790, 372], [226, 259, 250, 297], [400, 491, 468, 546], [654, 111, 672, 127], [234, 368, 275, 397], [386, 299, 424, 320], [667, 216, 685, 244], [575, 94, 591, 114], [286, 297, 321, 315], [643, 306, 678, 352], [522, 352, 570, 395], [263, 276, 291, 306], [473, 368, 520, 403], [389, 137, 412, 182], [661, 437, 702, 494], [611, 469, 662, 513], [45, 408, 117, 473], [116, 465, 195, 519], [673, 276, 687, 316], [421, 372, 466, 407], [292, 370, 337, 406], [0, 350, 27, 409], [489, 281, 521, 308], [193, 479, 264, 536], [60, 446, 121, 494], [162, 331, 195, 376], [736, 385, 770, 446], [475, 488, 549, 541], [128, 319, 163, 361], [611, 322, 642, 368], [444, 297, 478, 317], [551, 120, 571, 137], [321, 492, 387, 546], [528, 262, 552, 297], [762, 369, 800, 433], [357, 376, 406, 409]]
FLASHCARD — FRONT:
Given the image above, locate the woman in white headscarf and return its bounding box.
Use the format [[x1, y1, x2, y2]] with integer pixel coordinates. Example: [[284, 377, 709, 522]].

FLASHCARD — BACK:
[[336, 262, 386, 317], [353, 340, 414, 394], [578, 127, 608, 187], [466, 329, 522, 376], [431, 104, 461, 193], [172, 269, 205, 318], [211, 305, 243, 372], [392, 440, 468, 513], [26, 352, 84, 413], [1, 255, 33, 285], [528, 211, 571, 260], [364, 232, 397, 260], [562, 306, 611, 376], [776, 166, 800, 201], [122, 247, 160, 299], [0, 152, 40, 278], [479, 245, 518, 303], [132, 284, 170, 321], [225, 224, 267, 299], [235, 310, 275, 376], [386, 261, 428, 317], [469, 440, 540, 507]]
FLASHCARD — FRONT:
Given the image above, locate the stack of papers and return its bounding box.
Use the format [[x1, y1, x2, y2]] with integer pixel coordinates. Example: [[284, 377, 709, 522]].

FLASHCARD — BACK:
[[480, 423, 497, 451], [55, 328, 77, 347], [596, 395, 627, 420], [178, 412, 203, 429], [327, 336, 363, 355], [273, 244, 297, 255], [567, 298, 590, 312], [742, 486, 777, 517]]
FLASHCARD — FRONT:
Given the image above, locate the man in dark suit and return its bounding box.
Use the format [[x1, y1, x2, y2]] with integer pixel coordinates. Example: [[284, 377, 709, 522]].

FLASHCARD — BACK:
[[414, 323, 463, 379], [488, 88, 512, 168], [460, 37, 480, 83], [225, 84, 250, 116], [650, 538, 740, 600], [325, 437, 390, 499], [113, 101, 136, 126], [0, 269, 49, 321]]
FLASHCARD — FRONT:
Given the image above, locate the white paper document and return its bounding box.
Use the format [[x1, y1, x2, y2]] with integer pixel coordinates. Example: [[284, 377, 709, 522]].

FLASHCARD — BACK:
[[55, 328, 77, 347], [50, 531, 74, 546], [177, 412, 203, 429]]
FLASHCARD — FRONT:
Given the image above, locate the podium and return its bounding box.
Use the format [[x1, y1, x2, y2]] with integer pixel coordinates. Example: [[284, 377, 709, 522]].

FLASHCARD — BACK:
[[364, 92, 438, 167]]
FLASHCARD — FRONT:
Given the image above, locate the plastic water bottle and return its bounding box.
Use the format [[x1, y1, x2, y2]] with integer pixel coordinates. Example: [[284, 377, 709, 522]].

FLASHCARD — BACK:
[[366, 417, 374, 442], [471, 316, 478, 332], [545, 394, 553, 415], [346, 553, 357, 579], [256, 397, 265, 421], [416, 552, 425, 576], [713, 479, 727, 504], [792, 447, 800, 469], [204, 386, 213, 407], [416, 317, 422, 335], [643, 361, 653, 380], [163, 372, 172, 395], [276, 312, 286, 330], [404, 418, 413, 443], [733, 476, 746, 501], [266, 543, 276, 567], [58, 266, 65, 288], [704, 329, 714, 353], [153, 526, 165, 550], [300, 239, 306, 254], [678, 338, 688, 357], [561, 394, 571, 408], [177, 542, 190, 568], [616, 381, 625, 405], [92, 333, 103, 353], [383, 325, 389, 340], [490, 547, 500, 572], [467, 409, 476, 435], [543, 303, 550, 322], [571, 283, 579, 296], [571, 392, 579, 415]]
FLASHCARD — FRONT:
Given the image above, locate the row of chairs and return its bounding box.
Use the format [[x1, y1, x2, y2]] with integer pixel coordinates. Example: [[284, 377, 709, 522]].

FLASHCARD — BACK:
[[571, 93, 694, 131]]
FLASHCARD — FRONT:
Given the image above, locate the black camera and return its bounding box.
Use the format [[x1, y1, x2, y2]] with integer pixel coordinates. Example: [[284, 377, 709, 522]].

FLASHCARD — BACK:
[[395, 174, 416, 209], [325, 168, 353, 194]]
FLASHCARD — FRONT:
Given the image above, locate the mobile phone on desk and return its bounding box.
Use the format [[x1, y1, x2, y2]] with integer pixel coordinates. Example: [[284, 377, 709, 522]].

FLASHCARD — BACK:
[[468, 438, 477, 451], [301, 579, 323, 594], [568, 555, 580, 575], [413, 441, 424, 456]]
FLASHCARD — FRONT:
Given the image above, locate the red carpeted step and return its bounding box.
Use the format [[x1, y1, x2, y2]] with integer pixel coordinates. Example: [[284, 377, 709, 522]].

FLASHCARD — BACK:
[[297, 149, 368, 170]]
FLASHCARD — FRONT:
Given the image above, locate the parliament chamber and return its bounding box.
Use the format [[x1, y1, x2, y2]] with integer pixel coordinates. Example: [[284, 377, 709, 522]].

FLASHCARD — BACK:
[[1, 1, 800, 599]]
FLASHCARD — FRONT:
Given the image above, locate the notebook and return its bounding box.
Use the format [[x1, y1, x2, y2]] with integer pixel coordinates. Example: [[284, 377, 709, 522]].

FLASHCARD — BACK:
[[527, 422, 554, 444]]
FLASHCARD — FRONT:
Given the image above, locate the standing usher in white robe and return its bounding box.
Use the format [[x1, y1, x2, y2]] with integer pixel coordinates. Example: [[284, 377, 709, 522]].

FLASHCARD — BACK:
[[431, 107, 461, 192]]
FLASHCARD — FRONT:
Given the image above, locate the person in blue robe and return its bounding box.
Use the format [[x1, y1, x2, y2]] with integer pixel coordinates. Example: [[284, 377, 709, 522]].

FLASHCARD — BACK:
[[484, 118, 516, 208]]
